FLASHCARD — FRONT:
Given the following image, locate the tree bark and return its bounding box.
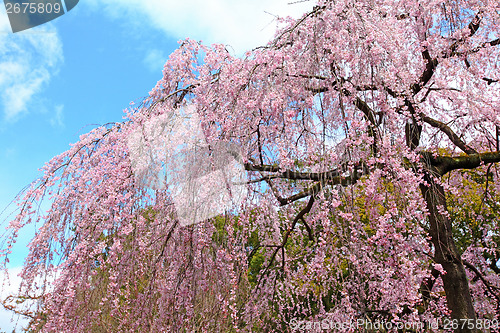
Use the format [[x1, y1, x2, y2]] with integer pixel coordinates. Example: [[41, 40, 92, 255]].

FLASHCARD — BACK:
[[420, 170, 477, 333]]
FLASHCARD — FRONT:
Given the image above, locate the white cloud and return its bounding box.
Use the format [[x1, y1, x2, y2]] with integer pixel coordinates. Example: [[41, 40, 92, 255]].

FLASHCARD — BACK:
[[0, 265, 59, 332], [143, 49, 167, 72], [0, 11, 63, 121], [0, 267, 30, 332], [84, 0, 315, 55], [49, 104, 64, 128]]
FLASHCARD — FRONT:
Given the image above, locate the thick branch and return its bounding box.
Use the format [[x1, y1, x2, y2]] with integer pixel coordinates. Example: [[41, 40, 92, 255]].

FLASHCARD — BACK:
[[244, 163, 342, 182], [490, 38, 500, 47], [354, 98, 377, 126], [427, 151, 500, 175], [483, 77, 499, 85], [411, 50, 438, 95], [244, 163, 357, 205]]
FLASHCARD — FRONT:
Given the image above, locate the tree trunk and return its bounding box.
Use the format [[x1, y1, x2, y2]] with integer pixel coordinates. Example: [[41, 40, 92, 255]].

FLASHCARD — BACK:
[[420, 171, 477, 333]]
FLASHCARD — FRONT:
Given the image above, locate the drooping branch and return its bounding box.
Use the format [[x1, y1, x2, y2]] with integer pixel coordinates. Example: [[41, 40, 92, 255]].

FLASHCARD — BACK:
[[488, 38, 500, 47], [407, 13, 492, 157], [259, 5, 326, 50], [411, 11, 485, 98], [463, 260, 500, 305], [417, 151, 500, 176], [419, 265, 441, 310], [422, 115, 478, 154], [146, 86, 198, 113], [1, 295, 41, 319], [257, 195, 315, 285], [447, 11, 483, 57]]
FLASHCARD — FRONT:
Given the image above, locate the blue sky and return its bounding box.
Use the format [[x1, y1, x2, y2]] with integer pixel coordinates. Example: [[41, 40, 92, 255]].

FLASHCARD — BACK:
[[0, 0, 313, 331]]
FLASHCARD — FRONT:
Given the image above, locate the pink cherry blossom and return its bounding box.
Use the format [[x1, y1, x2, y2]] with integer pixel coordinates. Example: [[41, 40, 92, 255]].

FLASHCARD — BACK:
[[1, 0, 500, 332]]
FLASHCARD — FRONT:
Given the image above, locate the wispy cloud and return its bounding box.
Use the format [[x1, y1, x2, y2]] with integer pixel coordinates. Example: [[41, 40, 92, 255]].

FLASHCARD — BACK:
[[143, 49, 167, 72], [85, 0, 315, 55], [0, 11, 63, 122], [49, 104, 65, 128]]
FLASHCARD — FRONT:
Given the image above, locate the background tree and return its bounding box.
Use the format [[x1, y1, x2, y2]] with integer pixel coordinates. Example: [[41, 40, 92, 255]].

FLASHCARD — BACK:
[[1, 0, 500, 332]]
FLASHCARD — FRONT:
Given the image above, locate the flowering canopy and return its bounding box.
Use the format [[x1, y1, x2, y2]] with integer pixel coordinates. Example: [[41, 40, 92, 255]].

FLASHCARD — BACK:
[[2, 0, 500, 332]]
